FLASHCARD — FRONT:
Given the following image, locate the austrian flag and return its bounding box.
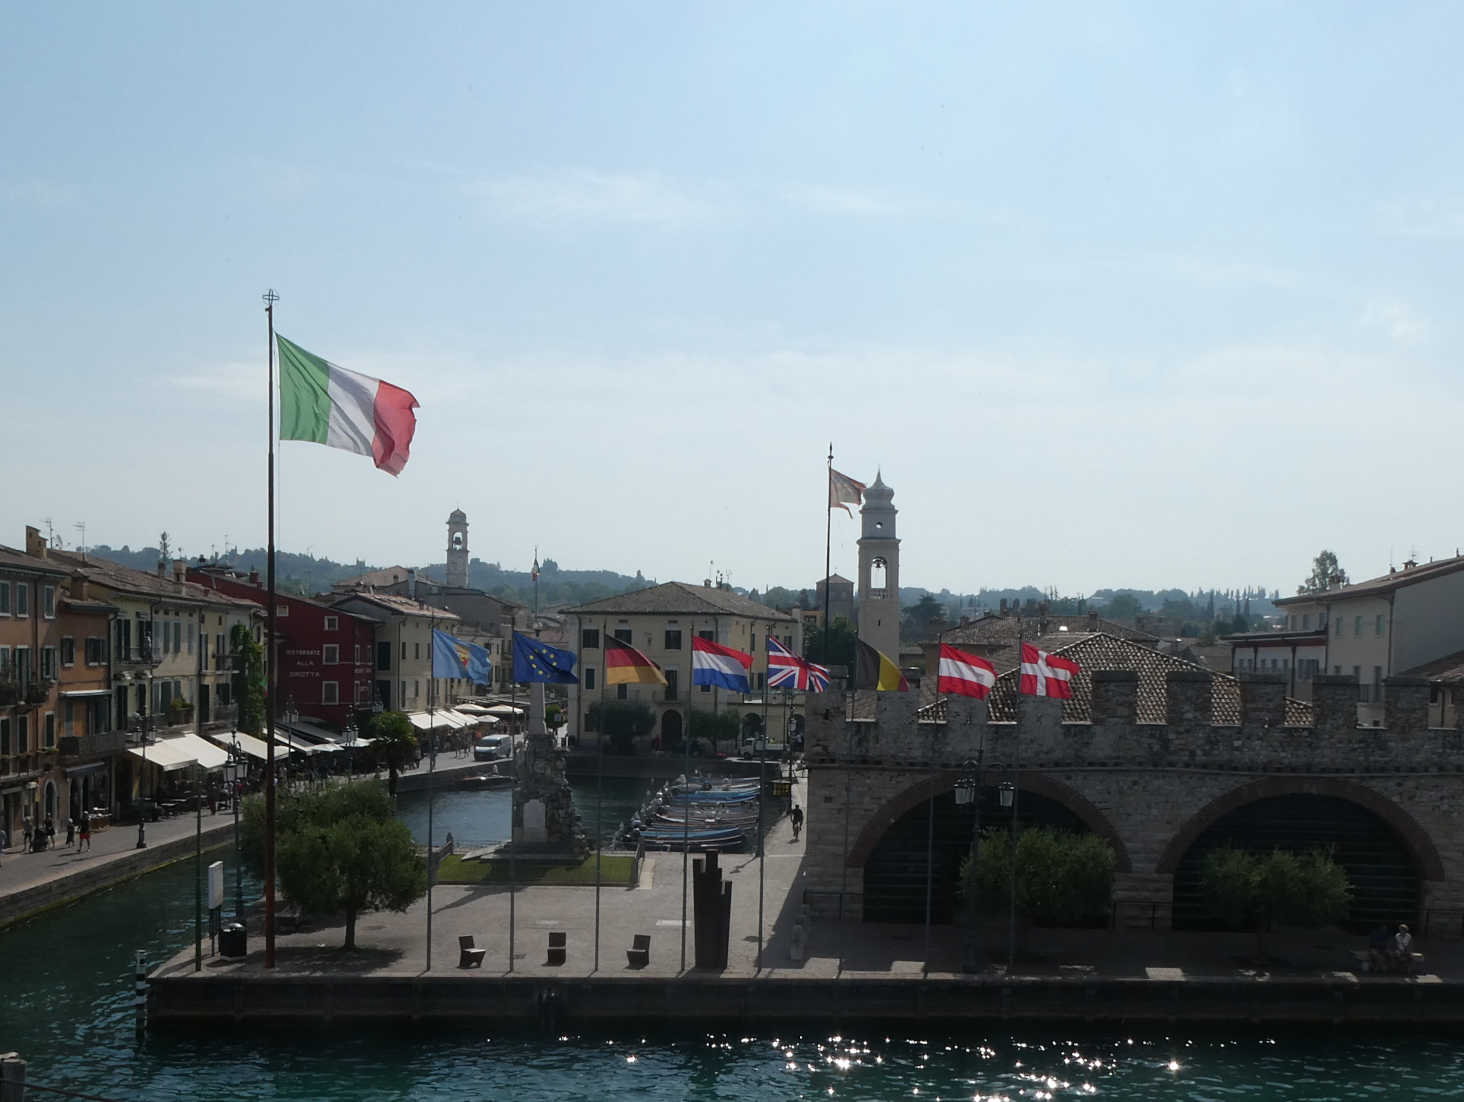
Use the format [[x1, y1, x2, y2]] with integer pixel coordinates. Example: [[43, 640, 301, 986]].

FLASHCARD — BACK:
[[937, 643, 998, 699], [1018, 643, 1079, 699]]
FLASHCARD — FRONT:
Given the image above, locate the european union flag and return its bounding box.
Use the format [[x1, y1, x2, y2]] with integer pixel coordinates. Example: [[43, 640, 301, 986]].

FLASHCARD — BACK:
[[432, 628, 493, 684], [512, 631, 578, 684]]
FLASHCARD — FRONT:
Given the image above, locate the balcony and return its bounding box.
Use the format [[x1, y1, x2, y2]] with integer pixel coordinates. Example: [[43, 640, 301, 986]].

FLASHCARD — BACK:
[[116, 643, 164, 670], [58, 729, 128, 758]]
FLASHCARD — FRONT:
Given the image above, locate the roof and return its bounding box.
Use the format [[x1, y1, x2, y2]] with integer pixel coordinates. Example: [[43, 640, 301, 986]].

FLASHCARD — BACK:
[[1276, 555, 1464, 606], [1400, 650, 1464, 684], [819, 574, 854, 586], [565, 581, 795, 622], [912, 632, 1312, 727], [333, 566, 414, 589], [330, 590, 459, 620], [40, 549, 261, 611], [1223, 629, 1327, 646], [59, 596, 118, 616], [0, 547, 69, 577], [937, 612, 1158, 649]]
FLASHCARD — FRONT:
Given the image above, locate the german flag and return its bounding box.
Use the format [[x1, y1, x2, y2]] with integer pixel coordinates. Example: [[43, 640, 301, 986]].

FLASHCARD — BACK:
[[604, 637, 667, 686], [855, 639, 910, 692]]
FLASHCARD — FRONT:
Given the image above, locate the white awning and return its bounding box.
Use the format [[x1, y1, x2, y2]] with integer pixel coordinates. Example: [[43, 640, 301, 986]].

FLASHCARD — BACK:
[[61, 689, 112, 699], [207, 730, 272, 762], [127, 732, 229, 773], [484, 704, 525, 717], [273, 729, 326, 755], [406, 711, 460, 732], [454, 703, 491, 715]]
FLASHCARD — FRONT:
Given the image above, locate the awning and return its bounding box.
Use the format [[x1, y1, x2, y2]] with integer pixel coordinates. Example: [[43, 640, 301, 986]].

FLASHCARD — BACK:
[[272, 729, 324, 756], [127, 732, 229, 773], [282, 718, 341, 744], [61, 689, 112, 699], [484, 704, 525, 717], [454, 703, 491, 715], [65, 762, 109, 777], [406, 712, 460, 732], [206, 730, 272, 762]]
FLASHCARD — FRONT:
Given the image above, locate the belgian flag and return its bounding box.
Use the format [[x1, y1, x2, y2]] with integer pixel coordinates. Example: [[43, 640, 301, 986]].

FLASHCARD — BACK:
[[855, 639, 911, 692]]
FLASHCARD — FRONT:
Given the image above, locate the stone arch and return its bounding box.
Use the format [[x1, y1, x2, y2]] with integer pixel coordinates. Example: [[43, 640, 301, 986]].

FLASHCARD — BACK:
[[847, 770, 1132, 873], [1155, 776, 1444, 880], [660, 709, 683, 749]]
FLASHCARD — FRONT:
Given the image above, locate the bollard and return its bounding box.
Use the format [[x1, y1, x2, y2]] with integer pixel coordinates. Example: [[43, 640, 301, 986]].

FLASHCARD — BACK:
[[0, 1053, 27, 1102], [134, 950, 149, 1036]]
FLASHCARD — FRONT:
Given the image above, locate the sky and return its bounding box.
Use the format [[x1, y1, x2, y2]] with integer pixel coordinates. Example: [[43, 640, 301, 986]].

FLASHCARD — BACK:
[[4, 2, 1462, 599]]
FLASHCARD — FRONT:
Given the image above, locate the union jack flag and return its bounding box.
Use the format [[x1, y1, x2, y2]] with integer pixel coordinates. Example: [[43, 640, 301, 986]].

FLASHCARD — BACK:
[[767, 636, 830, 692]]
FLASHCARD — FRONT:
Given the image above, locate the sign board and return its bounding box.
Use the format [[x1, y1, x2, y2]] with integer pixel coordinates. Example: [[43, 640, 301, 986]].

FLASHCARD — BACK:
[[208, 860, 224, 911], [772, 781, 792, 798]]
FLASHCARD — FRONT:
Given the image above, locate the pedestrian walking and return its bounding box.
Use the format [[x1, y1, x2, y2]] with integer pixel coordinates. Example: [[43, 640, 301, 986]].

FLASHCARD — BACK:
[[790, 804, 804, 842], [65, 816, 76, 849], [44, 815, 56, 850], [80, 815, 92, 852]]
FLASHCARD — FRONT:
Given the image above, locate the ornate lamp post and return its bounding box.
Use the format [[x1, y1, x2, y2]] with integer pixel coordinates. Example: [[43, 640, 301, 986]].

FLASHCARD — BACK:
[[998, 780, 1017, 968], [224, 744, 245, 919], [954, 756, 983, 973]]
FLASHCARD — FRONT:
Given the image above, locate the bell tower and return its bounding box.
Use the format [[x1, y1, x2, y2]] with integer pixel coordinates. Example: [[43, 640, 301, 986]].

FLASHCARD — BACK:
[[446, 509, 469, 588], [856, 472, 900, 661]]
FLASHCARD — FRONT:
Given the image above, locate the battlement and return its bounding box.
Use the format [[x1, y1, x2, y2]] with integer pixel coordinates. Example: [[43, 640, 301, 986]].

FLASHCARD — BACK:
[[804, 674, 1464, 774]]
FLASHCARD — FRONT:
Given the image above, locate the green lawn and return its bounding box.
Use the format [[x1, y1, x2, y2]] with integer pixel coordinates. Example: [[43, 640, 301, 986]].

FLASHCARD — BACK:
[[436, 853, 636, 887]]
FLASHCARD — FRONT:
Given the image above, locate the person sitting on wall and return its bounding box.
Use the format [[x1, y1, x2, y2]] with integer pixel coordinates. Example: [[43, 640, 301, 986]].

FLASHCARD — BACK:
[[1392, 923, 1414, 974]]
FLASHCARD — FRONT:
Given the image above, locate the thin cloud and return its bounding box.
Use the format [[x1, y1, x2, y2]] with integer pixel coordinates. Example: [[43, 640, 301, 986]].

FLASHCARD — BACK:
[[1361, 299, 1430, 346], [464, 170, 726, 226], [1, 177, 79, 208], [1377, 196, 1464, 241]]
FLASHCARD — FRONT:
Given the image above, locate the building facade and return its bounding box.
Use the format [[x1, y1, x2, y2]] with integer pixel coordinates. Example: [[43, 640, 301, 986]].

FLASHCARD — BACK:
[[328, 591, 465, 715], [564, 581, 801, 750]]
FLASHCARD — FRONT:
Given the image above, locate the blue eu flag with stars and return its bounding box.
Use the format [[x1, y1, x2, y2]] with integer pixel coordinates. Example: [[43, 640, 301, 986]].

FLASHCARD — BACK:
[[512, 631, 578, 684]]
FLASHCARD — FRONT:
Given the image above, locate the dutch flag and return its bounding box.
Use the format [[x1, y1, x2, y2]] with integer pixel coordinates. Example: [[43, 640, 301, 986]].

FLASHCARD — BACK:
[[691, 636, 754, 693]]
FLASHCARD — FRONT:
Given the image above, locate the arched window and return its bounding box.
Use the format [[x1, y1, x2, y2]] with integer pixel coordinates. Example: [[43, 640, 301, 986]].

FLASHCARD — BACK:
[[870, 557, 887, 592]]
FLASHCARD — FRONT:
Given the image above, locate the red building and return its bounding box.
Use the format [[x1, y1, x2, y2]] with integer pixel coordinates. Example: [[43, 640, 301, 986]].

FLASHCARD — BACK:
[[187, 564, 377, 731]]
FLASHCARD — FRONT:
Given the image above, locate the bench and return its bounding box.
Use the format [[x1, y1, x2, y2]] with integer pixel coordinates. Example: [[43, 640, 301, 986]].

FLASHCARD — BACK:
[[626, 934, 650, 969], [458, 935, 487, 969], [1351, 947, 1424, 975], [547, 930, 566, 967]]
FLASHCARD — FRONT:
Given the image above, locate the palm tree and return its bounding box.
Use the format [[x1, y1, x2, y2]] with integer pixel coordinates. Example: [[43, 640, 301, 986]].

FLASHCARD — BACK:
[[367, 711, 418, 798]]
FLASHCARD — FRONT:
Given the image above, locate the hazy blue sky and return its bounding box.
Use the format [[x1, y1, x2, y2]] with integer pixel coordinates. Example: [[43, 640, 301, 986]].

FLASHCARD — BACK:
[[4, 2, 1460, 597]]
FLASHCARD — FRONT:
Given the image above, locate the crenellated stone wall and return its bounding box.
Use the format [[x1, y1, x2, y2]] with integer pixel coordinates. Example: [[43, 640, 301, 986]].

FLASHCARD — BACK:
[[804, 676, 1464, 929]]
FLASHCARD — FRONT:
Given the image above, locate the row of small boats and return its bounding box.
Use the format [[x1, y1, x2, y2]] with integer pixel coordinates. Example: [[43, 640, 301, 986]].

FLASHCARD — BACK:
[[620, 775, 766, 852]]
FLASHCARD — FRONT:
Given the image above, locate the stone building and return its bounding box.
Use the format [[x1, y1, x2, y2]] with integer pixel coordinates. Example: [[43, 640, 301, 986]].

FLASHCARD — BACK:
[[803, 631, 1464, 936], [855, 473, 900, 661]]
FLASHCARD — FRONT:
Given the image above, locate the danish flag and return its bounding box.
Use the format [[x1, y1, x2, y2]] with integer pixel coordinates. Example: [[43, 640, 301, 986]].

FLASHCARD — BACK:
[[767, 636, 830, 692], [1018, 642, 1079, 699]]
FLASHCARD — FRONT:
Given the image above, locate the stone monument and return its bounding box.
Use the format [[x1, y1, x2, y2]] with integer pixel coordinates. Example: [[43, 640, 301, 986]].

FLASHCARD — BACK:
[[513, 682, 588, 856]]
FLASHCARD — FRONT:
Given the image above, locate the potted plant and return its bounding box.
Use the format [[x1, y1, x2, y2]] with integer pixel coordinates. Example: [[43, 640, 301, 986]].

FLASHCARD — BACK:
[[168, 696, 194, 725]]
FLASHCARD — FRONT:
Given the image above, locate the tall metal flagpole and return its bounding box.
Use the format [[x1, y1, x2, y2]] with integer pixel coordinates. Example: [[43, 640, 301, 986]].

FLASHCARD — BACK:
[[823, 444, 833, 665], [757, 666, 770, 970], [594, 619, 607, 973], [680, 630, 693, 971], [263, 288, 279, 970], [1010, 629, 1022, 971], [923, 628, 942, 974], [508, 643, 517, 973], [426, 610, 436, 971]]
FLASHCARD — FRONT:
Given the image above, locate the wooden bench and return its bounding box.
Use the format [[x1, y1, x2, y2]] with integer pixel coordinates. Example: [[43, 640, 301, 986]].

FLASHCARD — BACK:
[[458, 935, 487, 969], [626, 934, 650, 969], [547, 931, 567, 967]]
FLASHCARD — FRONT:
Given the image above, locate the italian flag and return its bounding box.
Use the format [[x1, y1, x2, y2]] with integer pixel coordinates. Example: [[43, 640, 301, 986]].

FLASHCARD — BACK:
[[276, 334, 420, 476]]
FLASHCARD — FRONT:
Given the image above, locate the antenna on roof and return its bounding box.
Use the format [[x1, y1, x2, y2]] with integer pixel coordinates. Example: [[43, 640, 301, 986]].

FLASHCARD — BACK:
[[73, 521, 87, 561]]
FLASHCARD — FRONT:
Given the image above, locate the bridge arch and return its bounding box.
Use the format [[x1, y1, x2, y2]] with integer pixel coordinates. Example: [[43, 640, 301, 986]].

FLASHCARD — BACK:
[[1156, 776, 1443, 880], [848, 770, 1131, 873]]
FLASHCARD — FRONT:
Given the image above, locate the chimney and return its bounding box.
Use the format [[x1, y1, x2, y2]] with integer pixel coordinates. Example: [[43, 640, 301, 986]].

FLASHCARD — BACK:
[[1087, 610, 1099, 630], [407, 569, 417, 600], [173, 559, 187, 584], [25, 525, 46, 559]]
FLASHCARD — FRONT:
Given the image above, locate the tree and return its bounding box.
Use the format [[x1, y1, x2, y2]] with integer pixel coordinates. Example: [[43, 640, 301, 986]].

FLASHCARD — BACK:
[[689, 708, 740, 757], [1200, 846, 1352, 958], [586, 700, 656, 754], [1102, 593, 1143, 623], [367, 710, 418, 797], [805, 616, 857, 670], [902, 594, 946, 640], [961, 827, 1116, 928], [1298, 550, 1349, 595], [242, 781, 426, 949], [230, 624, 266, 736]]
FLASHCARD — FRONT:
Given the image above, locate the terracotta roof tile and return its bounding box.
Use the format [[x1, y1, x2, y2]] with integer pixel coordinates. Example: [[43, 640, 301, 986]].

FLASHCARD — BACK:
[[566, 581, 795, 622]]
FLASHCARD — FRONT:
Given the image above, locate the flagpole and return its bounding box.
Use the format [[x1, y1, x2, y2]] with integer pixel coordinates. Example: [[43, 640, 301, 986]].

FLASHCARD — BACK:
[[757, 670, 770, 971], [680, 628, 692, 972], [594, 619, 607, 973], [426, 610, 436, 971], [1009, 628, 1022, 972], [923, 627, 942, 975], [508, 649, 517, 973], [262, 288, 279, 971], [823, 444, 833, 666]]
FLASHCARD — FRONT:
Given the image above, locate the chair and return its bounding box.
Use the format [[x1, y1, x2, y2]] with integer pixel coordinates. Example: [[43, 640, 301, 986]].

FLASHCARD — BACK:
[[458, 935, 487, 969], [626, 934, 650, 969], [547, 930, 567, 966]]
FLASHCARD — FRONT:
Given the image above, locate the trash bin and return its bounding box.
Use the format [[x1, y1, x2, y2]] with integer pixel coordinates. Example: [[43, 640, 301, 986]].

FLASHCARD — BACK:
[[219, 922, 247, 958]]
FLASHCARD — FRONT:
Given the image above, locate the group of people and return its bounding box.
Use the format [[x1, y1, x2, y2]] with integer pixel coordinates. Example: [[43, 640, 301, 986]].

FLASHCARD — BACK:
[[1367, 922, 1414, 974], [3, 811, 94, 859]]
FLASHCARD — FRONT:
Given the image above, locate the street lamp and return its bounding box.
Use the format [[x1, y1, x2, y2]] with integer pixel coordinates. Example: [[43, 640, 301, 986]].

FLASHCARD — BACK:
[[954, 756, 983, 973], [998, 780, 1017, 969], [135, 703, 150, 850], [224, 745, 245, 919]]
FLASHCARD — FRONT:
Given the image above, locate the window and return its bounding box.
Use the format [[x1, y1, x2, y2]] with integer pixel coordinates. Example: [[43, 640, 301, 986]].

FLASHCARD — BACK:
[[584, 667, 596, 691], [276, 603, 289, 617], [616, 683, 628, 700], [0, 581, 9, 615], [581, 628, 600, 649], [698, 629, 714, 641], [323, 644, 340, 665], [187, 623, 194, 655], [60, 638, 75, 666], [322, 681, 339, 705], [42, 585, 55, 619], [414, 642, 420, 660], [17, 715, 28, 754], [401, 641, 407, 660], [413, 679, 420, 699], [1302, 614, 1311, 630], [756, 671, 766, 690], [664, 629, 682, 650], [64, 698, 74, 734], [354, 644, 361, 664], [1354, 615, 1363, 635], [700, 681, 711, 694], [665, 668, 679, 700], [43, 712, 55, 749], [0, 716, 9, 756], [42, 647, 57, 680], [14, 647, 30, 683], [324, 615, 338, 631], [15, 583, 28, 617], [1335, 618, 1342, 637], [613, 627, 632, 644], [1376, 614, 1385, 637], [0, 646, 8, 674], [377, 641, 392, 670], [172, 621, 181, 653]]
